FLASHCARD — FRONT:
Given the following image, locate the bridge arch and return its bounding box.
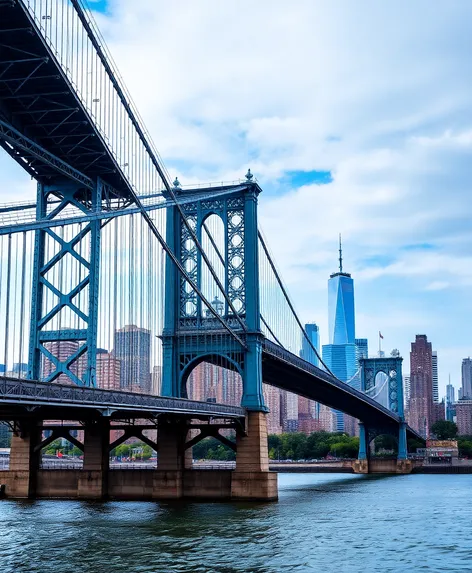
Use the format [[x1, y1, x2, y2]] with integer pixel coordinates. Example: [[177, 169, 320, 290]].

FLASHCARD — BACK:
[[181, 353, 243, 405], [360, 357, 404, 417]]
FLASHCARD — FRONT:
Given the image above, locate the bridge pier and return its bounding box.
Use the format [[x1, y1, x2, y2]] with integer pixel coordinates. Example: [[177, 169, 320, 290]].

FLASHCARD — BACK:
[[77, 420, 110, 499], [353, 421, 413, 474], [231, 412, 278, 500], [7, 421, 41, 498], [152, 416, 187, 499]]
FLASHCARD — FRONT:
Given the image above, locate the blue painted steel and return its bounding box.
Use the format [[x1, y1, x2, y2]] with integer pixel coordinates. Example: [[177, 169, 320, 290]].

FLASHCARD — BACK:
[[360, 356, 407, 460], [162, 182, 267, 411], [27, 179, 102, 386], [358, 422, 368, 460], [398, 421, 408, 460], [360, 356, 405, 418]]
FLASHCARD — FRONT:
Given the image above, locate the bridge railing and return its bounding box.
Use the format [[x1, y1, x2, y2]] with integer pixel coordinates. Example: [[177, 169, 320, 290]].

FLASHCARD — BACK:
[[0, 376, 245, 417]]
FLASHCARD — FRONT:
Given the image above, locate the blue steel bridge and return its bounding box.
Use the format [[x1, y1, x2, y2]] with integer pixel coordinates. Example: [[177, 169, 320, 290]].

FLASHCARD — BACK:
[[0, 0, 420, 499]]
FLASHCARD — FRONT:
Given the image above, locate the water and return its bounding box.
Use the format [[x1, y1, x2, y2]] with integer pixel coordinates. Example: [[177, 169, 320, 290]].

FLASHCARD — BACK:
[[0, 473, 471, 573]]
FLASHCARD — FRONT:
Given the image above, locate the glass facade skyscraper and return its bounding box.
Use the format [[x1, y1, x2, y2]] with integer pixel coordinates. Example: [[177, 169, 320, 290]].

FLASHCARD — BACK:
[[328, 272, 355, 345], [322, 238, 358, 431], [301, 323, 320, 367]]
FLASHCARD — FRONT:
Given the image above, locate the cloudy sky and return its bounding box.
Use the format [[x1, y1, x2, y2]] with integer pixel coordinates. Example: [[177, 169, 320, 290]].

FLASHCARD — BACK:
[[2, 0, 472, 397]]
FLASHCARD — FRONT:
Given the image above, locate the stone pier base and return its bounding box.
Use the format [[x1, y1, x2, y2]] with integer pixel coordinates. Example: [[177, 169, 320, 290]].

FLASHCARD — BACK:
[[352, 459, 413, 474], [0, 413, 279, 501], [352, 459, 369, 474]]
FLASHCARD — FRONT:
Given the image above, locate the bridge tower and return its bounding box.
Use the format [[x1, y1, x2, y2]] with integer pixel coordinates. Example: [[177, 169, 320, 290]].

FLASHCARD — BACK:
[[28, 178, 104, 387], [355, 356, 410, 473], [161, 176, 266, 412], [160, 176, 276, 499]]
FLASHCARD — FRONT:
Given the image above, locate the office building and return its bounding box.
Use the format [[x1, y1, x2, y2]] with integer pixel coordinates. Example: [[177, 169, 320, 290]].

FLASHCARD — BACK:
[[408, 335, 433, 438], [446, 382, 456, 422], [355, 339, 368, 359], [328, 237, 355, 345], [114, 325, 151, 392], [301, 323, 320, 366], [322, 237, 357, 431], [461, 358, 472, 399]]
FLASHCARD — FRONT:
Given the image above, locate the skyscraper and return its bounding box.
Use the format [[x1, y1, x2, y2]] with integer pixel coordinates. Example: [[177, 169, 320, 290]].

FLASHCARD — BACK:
[[403, 375, 411, 412], [355, 339, 368, 359], [301, 323, 320, 366], [408, 335, 433, 438], [432, 351, 439, 403], [461, 358, 472, 399], [95, 349, 121, 391], [322, 236, 358, 431], [328, 237, 355, 345], [113, 325, 151, 392], [445, 378, 456, 423]]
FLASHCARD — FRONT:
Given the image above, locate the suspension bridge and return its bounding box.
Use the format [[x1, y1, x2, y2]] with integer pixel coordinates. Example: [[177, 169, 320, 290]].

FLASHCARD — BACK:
[[0, 0, 421, 500]]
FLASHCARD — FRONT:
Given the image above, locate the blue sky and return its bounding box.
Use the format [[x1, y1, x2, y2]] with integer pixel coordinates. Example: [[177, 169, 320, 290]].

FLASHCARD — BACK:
[[2, 0, 472, 398]]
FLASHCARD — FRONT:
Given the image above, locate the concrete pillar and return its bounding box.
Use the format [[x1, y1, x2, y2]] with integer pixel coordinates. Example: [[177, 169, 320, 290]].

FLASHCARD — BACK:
[[6, 421, 41, 498], [231, 412, 278, 500], [153, 416, 186, 499], [77, 419, 110, 499]]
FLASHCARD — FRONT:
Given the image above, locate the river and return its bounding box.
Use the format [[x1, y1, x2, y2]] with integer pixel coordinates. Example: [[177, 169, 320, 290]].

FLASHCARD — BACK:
[[0, 473, 471, 572]]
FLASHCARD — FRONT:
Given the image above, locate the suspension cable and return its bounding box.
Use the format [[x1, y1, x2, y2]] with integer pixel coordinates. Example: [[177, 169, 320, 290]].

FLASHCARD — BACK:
[[258, 229, 333, 375]]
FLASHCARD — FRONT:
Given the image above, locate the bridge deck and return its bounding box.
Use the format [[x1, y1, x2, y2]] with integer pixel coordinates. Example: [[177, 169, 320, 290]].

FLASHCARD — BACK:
[[0, 376, 245, 421], [0, 1, 131, 197], [262, 340, 422, 440]]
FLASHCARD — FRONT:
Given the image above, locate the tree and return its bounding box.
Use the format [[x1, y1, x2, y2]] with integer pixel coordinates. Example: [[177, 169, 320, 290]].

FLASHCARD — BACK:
[[374, 434, 397, 454], [458, 437, 472, 458], [431, 420, 458, 440]]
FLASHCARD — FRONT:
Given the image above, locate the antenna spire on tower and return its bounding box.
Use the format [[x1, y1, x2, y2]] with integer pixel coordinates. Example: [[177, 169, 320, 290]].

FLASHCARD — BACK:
[[339, 233, 343, 273]]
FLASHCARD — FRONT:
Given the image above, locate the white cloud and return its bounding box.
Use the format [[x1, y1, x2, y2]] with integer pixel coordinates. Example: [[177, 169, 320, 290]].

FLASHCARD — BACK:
[[2, 0, 472, 395]]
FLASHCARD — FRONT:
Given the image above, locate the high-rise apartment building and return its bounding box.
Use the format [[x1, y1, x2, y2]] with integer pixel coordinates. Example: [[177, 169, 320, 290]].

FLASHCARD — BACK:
[[408, 335, 433, 438], [113, 325, 151, 392], [461, 358, 472, 399], [432, 351, 439, 403], [187, 363, 243, 406], [264, 385, 282, 435], [281, 390, 299, 432], [322, 237, 357, 432], [456, 400, 472, 435], [95, 349, 121, 391]]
